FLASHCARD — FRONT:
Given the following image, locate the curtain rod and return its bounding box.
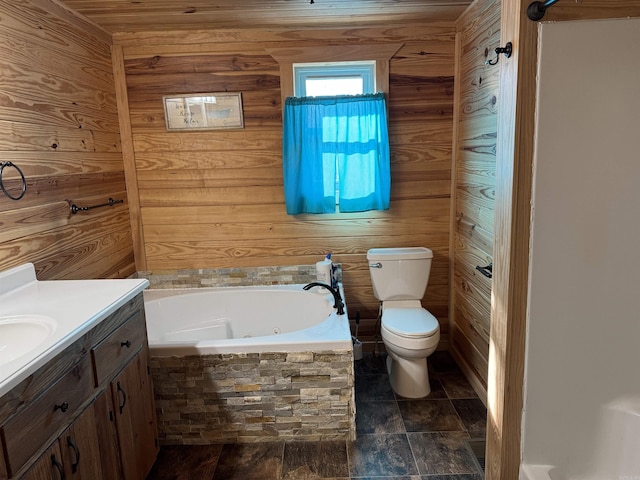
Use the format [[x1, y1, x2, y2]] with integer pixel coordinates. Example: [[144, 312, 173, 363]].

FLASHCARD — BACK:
[[527, 0, 560, 21]]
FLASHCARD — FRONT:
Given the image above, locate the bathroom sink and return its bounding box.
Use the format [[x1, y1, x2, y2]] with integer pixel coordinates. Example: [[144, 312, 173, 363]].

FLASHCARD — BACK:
[[0, 315, 56, 366]]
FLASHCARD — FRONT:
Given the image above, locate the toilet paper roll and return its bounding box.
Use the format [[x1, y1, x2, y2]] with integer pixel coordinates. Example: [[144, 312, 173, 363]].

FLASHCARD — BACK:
[[316, 259, 332, 284]]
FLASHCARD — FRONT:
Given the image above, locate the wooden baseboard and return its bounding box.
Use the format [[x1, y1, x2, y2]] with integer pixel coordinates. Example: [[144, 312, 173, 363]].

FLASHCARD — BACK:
[[451, 346, 488, 406]]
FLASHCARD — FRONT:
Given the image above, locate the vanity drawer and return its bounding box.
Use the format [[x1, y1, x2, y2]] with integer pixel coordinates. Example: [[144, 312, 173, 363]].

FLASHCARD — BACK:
[[92, 310, 146, 386], [1, 356, 94, 476]]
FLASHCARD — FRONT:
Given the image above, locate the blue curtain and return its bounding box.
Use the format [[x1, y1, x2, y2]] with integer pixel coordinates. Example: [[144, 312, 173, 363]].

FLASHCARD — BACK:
[[282, 93, 390, 214]]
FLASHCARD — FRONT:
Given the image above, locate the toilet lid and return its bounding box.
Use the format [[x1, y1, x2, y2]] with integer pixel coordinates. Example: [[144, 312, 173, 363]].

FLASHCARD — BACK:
[[382, 308, 439, 338]]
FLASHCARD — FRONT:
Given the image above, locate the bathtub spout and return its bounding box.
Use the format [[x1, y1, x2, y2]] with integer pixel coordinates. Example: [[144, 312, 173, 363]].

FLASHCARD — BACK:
[[303, 282, 345, 315]]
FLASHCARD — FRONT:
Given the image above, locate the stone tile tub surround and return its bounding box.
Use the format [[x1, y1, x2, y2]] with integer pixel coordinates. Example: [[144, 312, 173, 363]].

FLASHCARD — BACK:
[[151, 350, 354, 445], [139, 264, 354, 445], [135, 264, 340, 290]]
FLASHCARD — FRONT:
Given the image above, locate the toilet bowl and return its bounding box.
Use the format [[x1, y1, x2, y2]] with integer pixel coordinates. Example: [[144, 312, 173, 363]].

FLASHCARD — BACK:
[[367, 247, 441, 398]]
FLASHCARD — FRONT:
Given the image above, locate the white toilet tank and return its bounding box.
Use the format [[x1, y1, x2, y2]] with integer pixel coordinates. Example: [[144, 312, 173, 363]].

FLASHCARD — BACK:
[[367, 247, 433, 301]]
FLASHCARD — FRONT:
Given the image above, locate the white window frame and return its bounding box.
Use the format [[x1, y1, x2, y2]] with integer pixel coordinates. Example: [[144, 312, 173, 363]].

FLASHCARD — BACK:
[[267, 43, 403, 107], [293, 61, 376, 97]]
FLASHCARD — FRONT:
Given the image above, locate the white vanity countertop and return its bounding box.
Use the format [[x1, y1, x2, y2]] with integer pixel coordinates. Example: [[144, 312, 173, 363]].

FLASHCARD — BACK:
[[0, 263, 149, 397]]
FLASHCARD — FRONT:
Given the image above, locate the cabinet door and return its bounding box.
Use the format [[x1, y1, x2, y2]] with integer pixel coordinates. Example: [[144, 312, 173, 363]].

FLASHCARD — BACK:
[[60, 404, 103, 480], [21, 443, 65, 480], [93, 389, 123, 479], [111, 348, 158, 480], [3, 357, 94, 476]]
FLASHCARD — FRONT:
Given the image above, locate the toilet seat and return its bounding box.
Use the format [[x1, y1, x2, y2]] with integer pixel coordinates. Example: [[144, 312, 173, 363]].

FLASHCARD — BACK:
[[382, 308, 439, 338]]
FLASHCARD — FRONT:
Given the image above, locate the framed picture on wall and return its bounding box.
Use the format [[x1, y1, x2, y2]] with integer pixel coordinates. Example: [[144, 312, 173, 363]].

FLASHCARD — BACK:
[[163, 93, 244, 131]]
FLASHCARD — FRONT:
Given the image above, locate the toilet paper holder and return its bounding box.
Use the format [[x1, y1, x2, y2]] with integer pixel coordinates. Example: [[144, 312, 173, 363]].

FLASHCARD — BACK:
[[476, 263, 493, 279]]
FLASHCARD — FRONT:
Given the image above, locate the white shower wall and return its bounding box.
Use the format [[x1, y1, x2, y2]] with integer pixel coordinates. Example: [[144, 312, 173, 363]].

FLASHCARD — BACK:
[[521, 17, 640, 478]]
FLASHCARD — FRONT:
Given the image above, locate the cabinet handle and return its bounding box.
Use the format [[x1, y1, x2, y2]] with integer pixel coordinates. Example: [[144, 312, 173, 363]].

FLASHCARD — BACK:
[[67, 436, 81, 473], [51, 454, 66, 480], [120, 340, 131, 348], [117, 381, 127, 414], [54, 401, 69, 413]]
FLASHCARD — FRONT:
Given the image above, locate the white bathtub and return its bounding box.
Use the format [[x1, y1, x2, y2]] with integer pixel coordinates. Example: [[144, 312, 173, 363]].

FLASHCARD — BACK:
[[520, 396, 640, 480], [144, 283, 356, 444], [143, 284, 352, 356]]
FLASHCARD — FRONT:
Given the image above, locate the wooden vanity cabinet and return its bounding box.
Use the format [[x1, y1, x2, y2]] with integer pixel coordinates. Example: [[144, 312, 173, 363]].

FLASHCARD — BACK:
[[110, 351, 157, 480], [93, 389, 123, 479], [0, 293, 158, 480], [91, 306, 158, 480], [22, 402, 103, 480], [20, 443, 64, 480], [59, 401, 104, 479], [2, 357, 94, 475]]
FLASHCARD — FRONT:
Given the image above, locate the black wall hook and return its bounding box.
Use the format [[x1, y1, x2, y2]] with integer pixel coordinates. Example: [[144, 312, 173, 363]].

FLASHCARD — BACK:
[[485, 42, 513, 66]]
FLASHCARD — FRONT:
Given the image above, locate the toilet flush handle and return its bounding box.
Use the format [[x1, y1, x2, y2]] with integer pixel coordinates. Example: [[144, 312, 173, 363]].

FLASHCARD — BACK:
[[369, 263, 382, 269]]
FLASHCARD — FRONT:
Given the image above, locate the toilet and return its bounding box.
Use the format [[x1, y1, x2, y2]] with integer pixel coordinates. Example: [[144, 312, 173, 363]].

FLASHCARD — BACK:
[[367, 247, 440, 398]]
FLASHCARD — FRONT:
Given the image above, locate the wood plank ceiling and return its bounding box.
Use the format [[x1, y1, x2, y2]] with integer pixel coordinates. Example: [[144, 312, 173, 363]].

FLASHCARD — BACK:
[[60, 0, 472, 32]]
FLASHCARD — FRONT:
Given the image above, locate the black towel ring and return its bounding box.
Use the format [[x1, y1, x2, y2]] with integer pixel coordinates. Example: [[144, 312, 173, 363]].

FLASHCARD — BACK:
[[0, 162, 27, 201]]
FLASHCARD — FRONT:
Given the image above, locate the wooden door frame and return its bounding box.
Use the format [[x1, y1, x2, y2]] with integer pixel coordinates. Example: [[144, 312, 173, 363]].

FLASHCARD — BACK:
[[486, 2, 640, 478], [485, 1, 538, 478]]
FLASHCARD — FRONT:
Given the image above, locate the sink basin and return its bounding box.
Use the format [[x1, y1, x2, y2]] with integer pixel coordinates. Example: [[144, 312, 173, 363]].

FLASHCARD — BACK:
[[0, 315, 56, 366]]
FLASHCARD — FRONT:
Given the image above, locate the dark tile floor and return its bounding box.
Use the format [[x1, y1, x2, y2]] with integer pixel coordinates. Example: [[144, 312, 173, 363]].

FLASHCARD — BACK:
[[146, 351, 487, 480]]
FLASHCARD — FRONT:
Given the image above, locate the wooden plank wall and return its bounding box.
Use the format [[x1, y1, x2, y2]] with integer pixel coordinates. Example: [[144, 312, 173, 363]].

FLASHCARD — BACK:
[[0, 0, 134, 280], [114, 25, 456, 340], [450, 0, 500, 400]]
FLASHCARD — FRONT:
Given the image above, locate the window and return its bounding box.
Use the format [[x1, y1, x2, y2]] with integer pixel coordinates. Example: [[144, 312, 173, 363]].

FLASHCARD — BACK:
[[288, 62, 383, 213], [294, 61, 375, 97], [268, 45, 401, 215], [283, 63, 390, 214]]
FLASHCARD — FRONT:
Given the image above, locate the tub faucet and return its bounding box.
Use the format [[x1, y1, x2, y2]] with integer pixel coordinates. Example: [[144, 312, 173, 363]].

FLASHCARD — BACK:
[[303, 282, 345, 315]]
